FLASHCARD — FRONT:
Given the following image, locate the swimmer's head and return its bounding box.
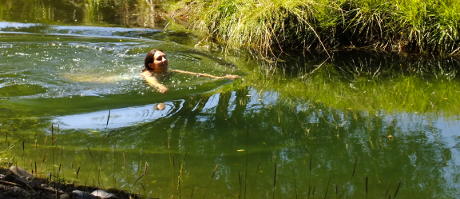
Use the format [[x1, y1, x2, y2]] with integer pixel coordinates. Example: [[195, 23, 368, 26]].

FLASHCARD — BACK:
[[144, 49, 168, 73]]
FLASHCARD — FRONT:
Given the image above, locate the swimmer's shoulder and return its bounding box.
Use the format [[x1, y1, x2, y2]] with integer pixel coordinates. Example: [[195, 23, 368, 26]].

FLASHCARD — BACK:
[[141, 70, 152, 77], [141, 70, 172, 79]]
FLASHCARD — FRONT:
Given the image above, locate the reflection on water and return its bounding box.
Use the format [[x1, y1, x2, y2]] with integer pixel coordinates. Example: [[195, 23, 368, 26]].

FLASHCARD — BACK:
[[1, 3, 460, 199], [4, 87, 460, 198], [0, 0, 163, 27], [241, 51, 460, 116], [54, 100, 184, 129], [0, 22, 159, 40]]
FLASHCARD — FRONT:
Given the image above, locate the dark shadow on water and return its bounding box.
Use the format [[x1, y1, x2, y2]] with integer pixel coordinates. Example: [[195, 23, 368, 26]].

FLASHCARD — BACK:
[[277, 50, 460, 81]]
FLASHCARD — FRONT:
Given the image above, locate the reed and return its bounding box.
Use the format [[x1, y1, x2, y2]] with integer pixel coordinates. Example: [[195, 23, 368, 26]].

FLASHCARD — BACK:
[[393, 181, 402, 199], [76, 166, 80, 179], [168, 0, 460, 58], [176, 157, 185, 199], [272, 162, 277, 199], [105, 110, 111, 129], [351, 158, 358, 177], [323, 176, 331, 199], [365, 176, 368, 198]]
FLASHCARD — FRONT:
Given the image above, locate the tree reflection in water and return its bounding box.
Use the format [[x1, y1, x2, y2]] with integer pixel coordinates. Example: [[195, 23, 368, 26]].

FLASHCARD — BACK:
[[4, 86, 457, 198]]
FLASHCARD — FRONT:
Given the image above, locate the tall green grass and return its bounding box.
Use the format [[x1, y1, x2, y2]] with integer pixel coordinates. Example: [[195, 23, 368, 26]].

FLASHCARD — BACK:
[[168, 0, 460, 57]]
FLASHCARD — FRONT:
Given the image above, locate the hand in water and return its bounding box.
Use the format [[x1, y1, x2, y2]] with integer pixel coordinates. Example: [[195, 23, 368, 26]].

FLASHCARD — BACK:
[[222, 74, 241, 80], [157, 85, 168, 94]]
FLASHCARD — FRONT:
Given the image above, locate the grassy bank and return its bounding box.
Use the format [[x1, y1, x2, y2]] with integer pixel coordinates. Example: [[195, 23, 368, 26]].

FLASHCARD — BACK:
[[168, 0, 460, 57]]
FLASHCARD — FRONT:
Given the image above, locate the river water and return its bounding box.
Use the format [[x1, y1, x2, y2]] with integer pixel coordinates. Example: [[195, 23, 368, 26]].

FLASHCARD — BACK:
[[1, 0, 460, 198]]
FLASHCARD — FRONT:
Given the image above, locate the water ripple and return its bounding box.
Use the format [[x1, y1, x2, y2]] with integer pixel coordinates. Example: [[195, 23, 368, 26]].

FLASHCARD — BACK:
[[53, 100, 185, 130]]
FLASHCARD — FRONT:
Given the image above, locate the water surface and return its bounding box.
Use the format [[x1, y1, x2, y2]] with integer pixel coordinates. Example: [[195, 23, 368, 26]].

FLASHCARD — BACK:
[[1, 1, 460, 198]]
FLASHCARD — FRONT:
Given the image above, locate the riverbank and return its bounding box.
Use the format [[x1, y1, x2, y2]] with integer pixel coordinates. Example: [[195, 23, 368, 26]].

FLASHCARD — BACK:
[[166, 0, 460, 58], [0, 166, 139, 199]]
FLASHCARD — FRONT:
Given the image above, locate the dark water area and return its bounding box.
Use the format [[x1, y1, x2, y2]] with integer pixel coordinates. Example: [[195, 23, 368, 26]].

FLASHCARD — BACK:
[[1, 1, 460, 198]]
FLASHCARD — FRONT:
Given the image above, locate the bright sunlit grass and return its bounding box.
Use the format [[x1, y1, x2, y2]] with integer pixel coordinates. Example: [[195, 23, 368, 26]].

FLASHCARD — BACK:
[[169, 0, 460, 57]]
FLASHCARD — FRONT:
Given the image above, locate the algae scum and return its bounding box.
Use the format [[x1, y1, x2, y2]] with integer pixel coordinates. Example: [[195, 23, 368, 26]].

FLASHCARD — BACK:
[[1, 1, 460, 199]]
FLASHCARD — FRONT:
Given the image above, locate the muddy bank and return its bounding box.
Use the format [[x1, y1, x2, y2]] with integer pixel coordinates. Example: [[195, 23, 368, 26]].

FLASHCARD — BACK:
[[0, 166, 142, 199]]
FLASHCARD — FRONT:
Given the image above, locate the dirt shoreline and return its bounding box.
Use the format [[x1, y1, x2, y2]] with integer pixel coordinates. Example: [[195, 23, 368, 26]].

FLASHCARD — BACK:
[[0, 166, 141, 199]]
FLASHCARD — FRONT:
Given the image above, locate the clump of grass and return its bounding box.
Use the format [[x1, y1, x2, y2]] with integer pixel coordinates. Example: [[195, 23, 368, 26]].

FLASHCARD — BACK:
[[169, 0, 332, 56], [168, 0, 460, 58], [0, 145, 13, 167]]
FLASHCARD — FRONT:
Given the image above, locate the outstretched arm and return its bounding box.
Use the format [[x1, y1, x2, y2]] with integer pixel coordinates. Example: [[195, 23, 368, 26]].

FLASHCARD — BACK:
[[170, 69, 240, 80], [141, 71, 168, 93]]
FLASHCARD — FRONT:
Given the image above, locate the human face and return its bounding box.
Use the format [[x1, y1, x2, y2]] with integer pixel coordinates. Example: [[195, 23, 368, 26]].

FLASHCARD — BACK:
[[150, 51, 168, 71]]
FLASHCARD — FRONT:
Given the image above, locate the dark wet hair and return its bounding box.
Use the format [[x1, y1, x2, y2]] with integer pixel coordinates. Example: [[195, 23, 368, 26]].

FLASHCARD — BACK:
[[144, 49, 162, 71]]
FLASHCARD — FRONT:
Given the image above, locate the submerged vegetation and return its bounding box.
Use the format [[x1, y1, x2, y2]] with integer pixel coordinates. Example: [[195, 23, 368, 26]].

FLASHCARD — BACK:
[[168, 0, 460, 57]]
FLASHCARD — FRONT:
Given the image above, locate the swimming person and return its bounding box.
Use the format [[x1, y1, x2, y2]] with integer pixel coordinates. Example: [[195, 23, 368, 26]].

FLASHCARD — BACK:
[[141, 49, 240, 93]]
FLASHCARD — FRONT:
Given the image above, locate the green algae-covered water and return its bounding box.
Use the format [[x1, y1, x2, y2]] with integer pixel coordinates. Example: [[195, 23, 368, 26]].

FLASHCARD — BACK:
[[1, 1, 460, 198]]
